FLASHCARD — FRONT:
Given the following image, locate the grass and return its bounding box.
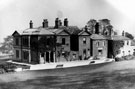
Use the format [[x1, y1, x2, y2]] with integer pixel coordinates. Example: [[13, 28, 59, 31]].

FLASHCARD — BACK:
[[0, 69, 135, 89], [0, 57, 135, 89]]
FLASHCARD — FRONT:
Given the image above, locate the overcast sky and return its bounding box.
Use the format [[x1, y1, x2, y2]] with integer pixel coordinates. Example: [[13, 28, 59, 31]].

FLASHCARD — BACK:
[[0, 0, 135, 42]]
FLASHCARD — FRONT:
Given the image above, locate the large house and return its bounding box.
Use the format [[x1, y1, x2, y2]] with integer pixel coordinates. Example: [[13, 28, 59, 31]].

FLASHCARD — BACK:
[[12, 18, 135, 64], [12, 18, 91, 64], [12, 20, 56, 64]]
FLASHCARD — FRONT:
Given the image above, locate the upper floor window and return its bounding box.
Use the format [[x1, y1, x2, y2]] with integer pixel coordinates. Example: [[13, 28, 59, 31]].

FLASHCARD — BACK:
[[83, 37, 86, 44], [83, 49, 86, 54], [23, 51, 29, 60], [62, 38, 65, 45], [103, 41, 105, 46], [96, 42, 100, 47], [22, 37, 29, 47], [127, 41, 129, 45], [15, 38, 19, 46]]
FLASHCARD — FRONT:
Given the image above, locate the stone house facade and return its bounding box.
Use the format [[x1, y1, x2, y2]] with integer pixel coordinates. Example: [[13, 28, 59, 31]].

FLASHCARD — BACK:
[[90, 34, 108, 58]]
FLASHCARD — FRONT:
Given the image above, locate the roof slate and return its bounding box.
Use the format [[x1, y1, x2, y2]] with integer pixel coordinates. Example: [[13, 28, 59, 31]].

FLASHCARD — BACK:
[[111, 35, 130, 40], [90, 34, 106, 40]]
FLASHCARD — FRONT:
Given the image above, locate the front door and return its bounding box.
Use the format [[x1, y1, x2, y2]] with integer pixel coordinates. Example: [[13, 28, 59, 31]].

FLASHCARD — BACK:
[[98, 49, 102, 56], [50, 52, 54, 62], [46, 52, 49, 63]]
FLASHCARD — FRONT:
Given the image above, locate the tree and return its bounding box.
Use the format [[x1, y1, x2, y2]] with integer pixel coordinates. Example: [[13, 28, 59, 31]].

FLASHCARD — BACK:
[[0, 35, 13, 54], [125, 32, 134, 39], [99, 19, 110, 26], [38, 36, 56, 53], [87, 19, 97, 34], [112, 41, 124, 57]]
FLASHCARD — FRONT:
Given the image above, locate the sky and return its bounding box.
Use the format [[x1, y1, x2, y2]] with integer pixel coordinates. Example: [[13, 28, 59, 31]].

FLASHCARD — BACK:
[[0, 0, 135, 42]]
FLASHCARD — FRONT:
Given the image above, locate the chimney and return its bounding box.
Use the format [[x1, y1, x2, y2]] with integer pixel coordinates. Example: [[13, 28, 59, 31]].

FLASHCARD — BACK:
[[55, 18, 59, 28], [64, 18, 68, 27], [29, 20, 33, 28], [122, 30, 125, 36], [84, 25, 88, 31], [42, 19, 48, 28], [95, 22, 99, 34], [59, 20, 62, 26]]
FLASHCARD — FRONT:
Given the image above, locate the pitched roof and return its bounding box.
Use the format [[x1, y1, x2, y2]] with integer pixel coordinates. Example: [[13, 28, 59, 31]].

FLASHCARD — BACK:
[[22, 28, 38, 35], [111, 35, 130, 40], [78, 30, 91, 35], [72, 30, 82, 35], [57, 26, 80, 34], [48, 29, 70, 35], [13, 25, 80, 36], [12, 30, 22, 36], [21, 27, 54, 35], [90, 34, 106, 40]]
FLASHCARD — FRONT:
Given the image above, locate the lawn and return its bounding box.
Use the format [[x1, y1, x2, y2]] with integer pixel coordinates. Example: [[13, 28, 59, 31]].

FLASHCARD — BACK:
[[0, 60, 135, 89], [0, 69, 135, 89]]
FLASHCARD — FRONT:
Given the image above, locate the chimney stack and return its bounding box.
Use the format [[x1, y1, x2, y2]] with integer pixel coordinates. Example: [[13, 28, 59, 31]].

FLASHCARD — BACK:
[[59, 20, 62, 26], [55, 18, 59, 28], [42, 19, 48, 28], [122, 30, 125, 36], [29, 20, 33, 28], [84, 25, 88, 31], [64, 18, 68, 27], [95, 22, 99, 34]]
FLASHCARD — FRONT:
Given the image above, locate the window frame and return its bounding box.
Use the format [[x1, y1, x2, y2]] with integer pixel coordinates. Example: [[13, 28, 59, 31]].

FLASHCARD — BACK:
[[62, 38, 66, 45], [96, 41, 100, 47], [83, 37, 86, 44], [22, 37, 29, 47], [15, 37, 19, 46], [23, 51, 29, 60], [16, 50, 19, 58]]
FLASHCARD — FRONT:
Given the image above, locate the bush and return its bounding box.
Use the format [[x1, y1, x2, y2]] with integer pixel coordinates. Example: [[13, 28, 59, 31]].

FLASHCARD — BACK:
[[115, 55, 135, 62]]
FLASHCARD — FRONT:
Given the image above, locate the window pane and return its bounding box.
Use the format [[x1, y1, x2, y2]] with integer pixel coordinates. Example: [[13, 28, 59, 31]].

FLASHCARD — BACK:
[[62, 38, 65, 45], [83, 37, 86, 44], [15, 38, 19, 46], [16, 50, 19, 58], [23, 51, 29, 60], [97, 42, 99, 47]]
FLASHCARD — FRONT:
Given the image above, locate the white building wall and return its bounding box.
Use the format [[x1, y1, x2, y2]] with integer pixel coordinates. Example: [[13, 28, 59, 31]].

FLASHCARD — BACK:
[[116, 40, 135, 57]]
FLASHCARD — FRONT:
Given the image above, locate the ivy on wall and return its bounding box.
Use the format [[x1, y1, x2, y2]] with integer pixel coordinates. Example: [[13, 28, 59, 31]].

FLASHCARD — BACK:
[[112, 40, 124, 57]]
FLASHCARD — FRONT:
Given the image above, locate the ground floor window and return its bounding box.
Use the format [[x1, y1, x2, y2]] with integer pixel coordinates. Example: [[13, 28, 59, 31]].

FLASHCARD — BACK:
[[73, 54, 76, 59], [98, 49, 102, 55], [23, 51, 29, 60], [16, 50, 19, 58]]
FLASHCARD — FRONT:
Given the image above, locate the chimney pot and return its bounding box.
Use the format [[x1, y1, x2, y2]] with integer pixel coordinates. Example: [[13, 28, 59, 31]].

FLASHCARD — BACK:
[[64, 18, 68, 27], [84, 25, 88, 31], [59, 20, 62, 26], [95, 22, 99, 34], [122, 30, 125, 36], [55, 18, 59, 28], [29, 20, 33, 28], [42, 19, 48, 28]]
